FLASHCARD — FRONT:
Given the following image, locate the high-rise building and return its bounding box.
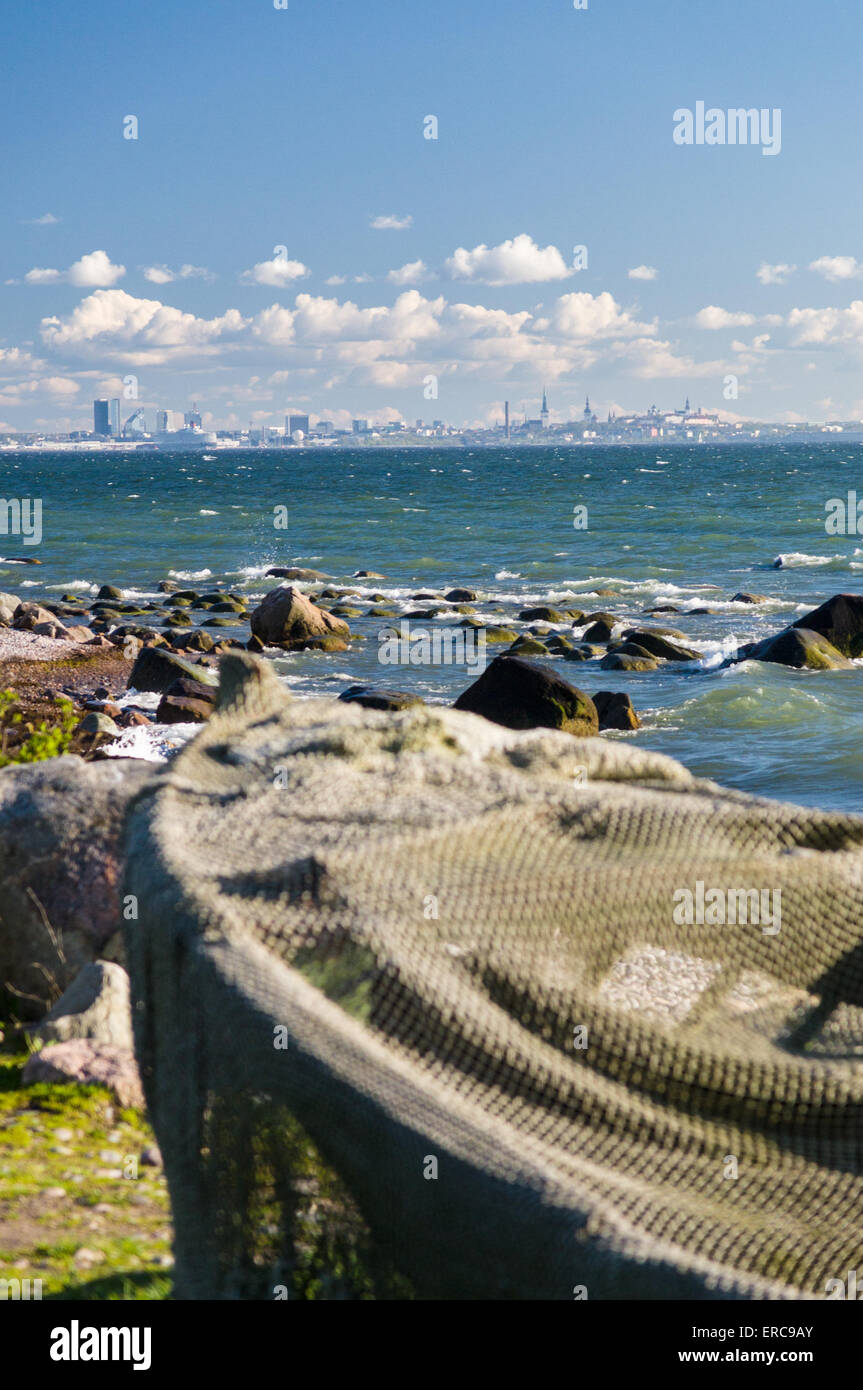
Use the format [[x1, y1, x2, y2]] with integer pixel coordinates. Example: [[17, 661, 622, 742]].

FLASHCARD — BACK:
[[540, 387, 549, 430], [156, 409, 171, 432], [185, 403, 202, 428], [352, 419, 369, 434], [109, 399, 120, 437], [93, 399, 110, 435], [504, 401, 510, 439], [287, 413, 310, 436]]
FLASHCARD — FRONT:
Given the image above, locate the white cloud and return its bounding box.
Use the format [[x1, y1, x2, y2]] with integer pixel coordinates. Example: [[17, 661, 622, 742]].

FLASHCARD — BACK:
[[628, 265, 657, 281], [809, 255, 863, 283], [370, 214, 413, 230], [254, 290, 445, 350], [787, 301, 863, 346], [24, 249, 126, 288], [67, 250, 126, 287], [615, 338, 730, 380], [325, 275, 347, 286], [143, 263, 214, 285], [757, 261, 796, 285], [39, 376, 80, 396], [40, 289, 247, 364], [241, 256, 310, 286], [445, 234, 573, 286], [143, 265, 176, 285], [23, 213, 60, 226], [26, 278, 778, 403], [387, 260, 428, 285], [695, 306, 757, 330], [0, 375, 80, 407], [23, 267, 62, 284], [551, 291, 654, 340], [0, 348, 42, 374]]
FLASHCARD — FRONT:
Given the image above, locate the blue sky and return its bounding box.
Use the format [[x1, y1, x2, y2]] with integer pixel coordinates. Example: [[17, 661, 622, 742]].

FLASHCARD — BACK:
[[1, 0, 861, 432]]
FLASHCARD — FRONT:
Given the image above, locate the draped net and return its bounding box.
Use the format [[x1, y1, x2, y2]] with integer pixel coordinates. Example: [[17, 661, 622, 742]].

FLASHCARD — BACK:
[[124, 654, 863, 1300]]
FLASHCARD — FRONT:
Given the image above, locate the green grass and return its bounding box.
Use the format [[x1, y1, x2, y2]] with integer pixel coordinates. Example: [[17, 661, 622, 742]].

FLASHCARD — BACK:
[[0, 1049, 173, 1299], [0, 690, 78, 767]]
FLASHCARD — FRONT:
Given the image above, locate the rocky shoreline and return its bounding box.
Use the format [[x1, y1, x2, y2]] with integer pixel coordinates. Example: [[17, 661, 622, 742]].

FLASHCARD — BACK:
[[2, 570, 863, 761]]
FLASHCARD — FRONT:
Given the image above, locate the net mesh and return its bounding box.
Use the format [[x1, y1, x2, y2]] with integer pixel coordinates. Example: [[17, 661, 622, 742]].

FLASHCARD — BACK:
[[123, 653, 863, 1300]]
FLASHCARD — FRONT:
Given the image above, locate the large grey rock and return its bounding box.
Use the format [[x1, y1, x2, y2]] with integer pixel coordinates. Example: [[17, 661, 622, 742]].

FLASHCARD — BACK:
[[249, 585, 351, 649], [0, 756, 152, 1017], [29, 961, 133, 1049]]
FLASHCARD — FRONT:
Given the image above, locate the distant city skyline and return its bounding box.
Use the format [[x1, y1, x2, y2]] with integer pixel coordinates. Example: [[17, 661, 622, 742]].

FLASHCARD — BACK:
[[1, 385, 858, 451], [1, 0, 861, 434]]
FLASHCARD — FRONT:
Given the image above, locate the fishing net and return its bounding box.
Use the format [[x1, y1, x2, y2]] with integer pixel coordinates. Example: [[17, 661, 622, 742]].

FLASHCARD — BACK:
[[123, 653, 863, 1300]]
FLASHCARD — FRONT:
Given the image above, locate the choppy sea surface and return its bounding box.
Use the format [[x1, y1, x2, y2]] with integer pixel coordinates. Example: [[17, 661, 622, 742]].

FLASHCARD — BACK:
[[4, 441, 863, 812]]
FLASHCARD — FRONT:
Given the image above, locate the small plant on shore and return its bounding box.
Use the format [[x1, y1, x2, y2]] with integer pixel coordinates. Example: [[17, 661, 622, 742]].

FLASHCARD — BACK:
[[0, 690, 77, 767]]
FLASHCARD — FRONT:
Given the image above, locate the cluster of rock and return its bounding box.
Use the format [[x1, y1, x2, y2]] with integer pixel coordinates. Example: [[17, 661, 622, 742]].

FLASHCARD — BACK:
[[6, 561, 863, 759]]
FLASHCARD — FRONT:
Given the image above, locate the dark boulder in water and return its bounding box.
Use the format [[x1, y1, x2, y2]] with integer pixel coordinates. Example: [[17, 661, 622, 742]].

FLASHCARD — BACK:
[[454, 655, 598, 737], [792, 593, 863, 658], [592, 690, 641, 731], [732, 592, 769, 604], [738, 625, 853, 670], [583, 619, 614, 643], [599, 653, 658, 672], [518, 606, 564, 623], [445, 588, 477, 602], [266, 567, 330, 581], [338, 685, 425, 712], [607, 641, 658, 660], [620, 629, 702, 661]]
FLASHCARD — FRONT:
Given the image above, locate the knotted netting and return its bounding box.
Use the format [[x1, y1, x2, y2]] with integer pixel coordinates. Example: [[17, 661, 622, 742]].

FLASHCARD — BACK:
[[123, 654, 863, 1299]]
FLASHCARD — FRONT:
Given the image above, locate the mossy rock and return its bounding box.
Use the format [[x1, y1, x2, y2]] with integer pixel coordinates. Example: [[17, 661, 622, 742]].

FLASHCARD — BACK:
[[508, 637, 549, 656], [600, 653, 658, 672], [518, 606, 564, 623]]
